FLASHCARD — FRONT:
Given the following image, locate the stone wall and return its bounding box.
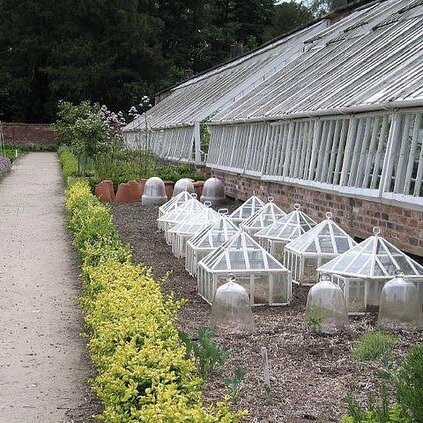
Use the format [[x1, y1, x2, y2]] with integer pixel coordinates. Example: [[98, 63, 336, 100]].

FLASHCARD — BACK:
[[211, 169, 423, 257], [2, 123, 57, 146]]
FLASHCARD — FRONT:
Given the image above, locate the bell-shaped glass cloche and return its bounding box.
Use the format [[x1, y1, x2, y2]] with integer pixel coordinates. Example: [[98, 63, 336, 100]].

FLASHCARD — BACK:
[[229, 194, 265, 225], [255, 204, 316, 261], [173, 178, 195, 196], [318, 227, 423, 313], [141, 177, 168, 206], [210, 276, 256, 334], [200, 177, 225, 205], [378, 274, 422, 329], [185, 215, 239, 276], [198, 230, 292, 306], [284, 212, 357, 286], [240, 197, 286, 237], [305, 275, 348, 334]]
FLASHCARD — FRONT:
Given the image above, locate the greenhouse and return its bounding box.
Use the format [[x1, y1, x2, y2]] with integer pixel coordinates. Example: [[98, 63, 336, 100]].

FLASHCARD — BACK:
[[255, 204, 317, 261], [167, 205, 221, 258], [158, 190, 195, 229], [305, 275, 348, 334], [378, 274, 422, 329], [318, 227, 423, 312], [239, 198, 286, 237], [185, 215, 239, 276], [157, 196, 205, 243], [230, 194, 265, 225], [197, 231, 292, 306], [210, 276, 256, 334], [205, 0, 423, 211], [284, 212, 357, 285]]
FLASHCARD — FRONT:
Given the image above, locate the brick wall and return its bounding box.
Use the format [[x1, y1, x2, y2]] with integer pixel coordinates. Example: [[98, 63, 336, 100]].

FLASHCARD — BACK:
[[211, 170, 423, 257], [2, 123, 57, 146]]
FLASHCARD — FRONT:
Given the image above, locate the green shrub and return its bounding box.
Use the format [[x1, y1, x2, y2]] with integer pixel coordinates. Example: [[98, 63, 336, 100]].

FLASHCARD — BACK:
[[352, 332, 397, 363], [58, 147, 78, 179], [396, 344, 423, 422], [341, 403, 408, 423], [65, 181, 244, 422]]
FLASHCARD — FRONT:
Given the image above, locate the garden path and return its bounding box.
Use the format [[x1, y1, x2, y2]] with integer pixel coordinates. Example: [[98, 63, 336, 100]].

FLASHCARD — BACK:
[[0, 153, 97, 422]]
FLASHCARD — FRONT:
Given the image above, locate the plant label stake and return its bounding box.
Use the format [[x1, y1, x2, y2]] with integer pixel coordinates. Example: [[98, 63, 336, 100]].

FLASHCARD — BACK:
[[261, 346, 271, 389]]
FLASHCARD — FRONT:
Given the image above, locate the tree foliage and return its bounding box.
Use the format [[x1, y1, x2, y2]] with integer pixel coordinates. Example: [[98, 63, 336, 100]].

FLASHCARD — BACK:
[[0, 0, 318, 123]]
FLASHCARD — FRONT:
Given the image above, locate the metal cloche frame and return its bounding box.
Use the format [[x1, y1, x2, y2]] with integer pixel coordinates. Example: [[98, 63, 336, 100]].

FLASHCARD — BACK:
[[239, 197, 286, 237], [167, 205, 221, 258], [317, 227, 423, 312], [157, 197, 205, 243], [185, 215, 239, 276], [230, 194, 265, 225], [255, 204, 317, 262], [206, 0, 423, 208], [197, 230, 292, 306], [284, 212, 357, 285], [158, 191, 195, 230]]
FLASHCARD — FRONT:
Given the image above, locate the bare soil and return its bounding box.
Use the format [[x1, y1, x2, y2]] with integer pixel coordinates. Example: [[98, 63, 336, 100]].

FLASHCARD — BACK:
[[111, 201, 422, 423], [0, 153, 100, 422]]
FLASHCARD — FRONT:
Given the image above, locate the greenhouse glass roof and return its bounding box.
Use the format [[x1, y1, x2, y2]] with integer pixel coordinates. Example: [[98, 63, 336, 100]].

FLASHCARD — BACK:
[[255, 204, 317, 242], [230, 195, 265, 222], [240, 199, 286, 230], [211, 0, 423, 123], [318, 227, 423, 279], [284, 212, 357, 255], [159, 191, 195, 215], [157, 197, 204, 224], [200, 231, 287, 273], [188, 216, 239, 250]]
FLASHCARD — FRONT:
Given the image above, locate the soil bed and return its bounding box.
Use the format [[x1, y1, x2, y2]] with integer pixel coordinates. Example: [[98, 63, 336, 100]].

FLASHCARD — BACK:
[[111, 200, 421, 423]]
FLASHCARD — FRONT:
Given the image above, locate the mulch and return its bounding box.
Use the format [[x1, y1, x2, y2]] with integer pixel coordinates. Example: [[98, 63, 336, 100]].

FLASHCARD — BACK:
[[111, 200, 422, 423]]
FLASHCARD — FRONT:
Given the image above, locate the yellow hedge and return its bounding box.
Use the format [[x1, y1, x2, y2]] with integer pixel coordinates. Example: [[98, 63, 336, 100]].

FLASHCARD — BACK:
[[65, 181, 244, 422]]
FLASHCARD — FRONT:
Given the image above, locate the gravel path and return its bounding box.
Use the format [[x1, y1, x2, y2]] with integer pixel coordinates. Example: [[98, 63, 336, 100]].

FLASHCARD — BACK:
[[0, 153, 99, 422]]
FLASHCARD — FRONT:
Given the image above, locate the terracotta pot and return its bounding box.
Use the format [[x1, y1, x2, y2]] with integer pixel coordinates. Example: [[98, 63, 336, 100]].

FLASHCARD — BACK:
[[127, 180, 142, 202], [193, 181, 205, 198], [114, 183, 132, 203], [102, 180, 115, 200], [139, 179, 148, 195], [164, 180, 174, 199], [95, 182, 113, 202]]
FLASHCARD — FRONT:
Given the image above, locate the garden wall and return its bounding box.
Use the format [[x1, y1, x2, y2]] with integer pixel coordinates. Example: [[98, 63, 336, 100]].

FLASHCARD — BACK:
[[2, 123, 57, 146], [210, 169, 423, 258]]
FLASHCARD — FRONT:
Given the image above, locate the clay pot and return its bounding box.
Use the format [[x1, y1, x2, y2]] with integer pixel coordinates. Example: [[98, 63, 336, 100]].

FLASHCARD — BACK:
[[95, 183, 113, 202], [139, 179, 148, 195], [127, 180, 142, 202], [102, 180, 115, 200], [193, 181, 205, 198], [114, 183, 132, 203], [164, 180, 174, 199]]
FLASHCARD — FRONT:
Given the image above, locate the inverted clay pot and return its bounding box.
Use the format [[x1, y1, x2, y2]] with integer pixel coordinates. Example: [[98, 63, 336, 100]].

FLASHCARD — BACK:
[[127, 180, 142, 202], [164, 181, 174, 199], [102, 180, 115, 200], [95, 182, 113, 202], [139, 179, 148, 195], [193, 181, 204, 198], [114, 183, 132, 203]]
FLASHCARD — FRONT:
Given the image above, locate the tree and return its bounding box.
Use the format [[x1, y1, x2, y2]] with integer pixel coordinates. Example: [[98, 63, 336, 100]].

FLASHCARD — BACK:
[[264, 1, 315, 40]]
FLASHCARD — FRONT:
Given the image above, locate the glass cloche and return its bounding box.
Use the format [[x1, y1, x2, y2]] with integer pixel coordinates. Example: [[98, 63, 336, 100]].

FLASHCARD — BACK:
[[141, 177, 168, 206], [305, 275, 348, 334], [158, 191, 194, 230], [210, 276, 256, 334], [173, 178, 195, 196], [200, 177, 225, 205], [378, 274, 422, 329], [230, 194, 265, 225]]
